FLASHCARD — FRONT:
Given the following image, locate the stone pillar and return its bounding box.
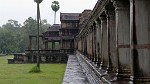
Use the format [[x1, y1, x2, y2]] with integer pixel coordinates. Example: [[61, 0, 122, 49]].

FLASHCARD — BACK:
[[74, 39, 77, 50], [35, 36, 37, 50], [91, 26, 95, 62], [113, 0, 131, 79], [60, 38, 63, 49], [100, 13, 109, 70], [58, 41, 60, 49], [42, 37, 45, 49], [89, 27, 93, 60], [95, 19, 101, 67], [87, 30, 91, 59], [45, 41, 48, 50], [105, 5, 117, 73], [81, 36, 83, 53], [93, 24, 97, 63], [28, 36, 32, 50], [78, 38, 82, 52], [82, 36, 84, 53], [77, 39, 79, 51], [83, 33, 88, 56], [130, 0, 150, 82]]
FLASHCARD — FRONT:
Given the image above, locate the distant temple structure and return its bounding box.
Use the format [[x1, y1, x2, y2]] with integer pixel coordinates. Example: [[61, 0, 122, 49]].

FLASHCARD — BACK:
[[60, 13, 80, 53], [42, 24, 61, 50], [8, 13, 81, 64]]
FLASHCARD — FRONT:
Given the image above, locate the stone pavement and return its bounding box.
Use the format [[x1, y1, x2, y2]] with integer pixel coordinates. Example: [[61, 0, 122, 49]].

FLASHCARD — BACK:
[[62, 55, 89, 84]]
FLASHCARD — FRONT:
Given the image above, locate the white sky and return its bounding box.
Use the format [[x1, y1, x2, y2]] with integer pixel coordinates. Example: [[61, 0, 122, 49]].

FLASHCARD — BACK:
[[0, 0, 98, 26]]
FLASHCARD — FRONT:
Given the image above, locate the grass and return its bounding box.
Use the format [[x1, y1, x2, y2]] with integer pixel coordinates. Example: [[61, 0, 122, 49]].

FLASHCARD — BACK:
[[0, 55, 66, 84]]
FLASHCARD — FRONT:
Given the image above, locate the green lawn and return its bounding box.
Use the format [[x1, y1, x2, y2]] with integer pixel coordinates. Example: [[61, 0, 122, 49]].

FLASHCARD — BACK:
[[0, 55, 66, 84]]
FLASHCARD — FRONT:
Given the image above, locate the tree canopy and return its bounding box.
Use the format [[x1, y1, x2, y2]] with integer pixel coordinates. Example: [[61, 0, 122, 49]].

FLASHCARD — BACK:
[[51, 1, 60, 12], [34, 0, 43, 3], [0, 17, 50, 54]]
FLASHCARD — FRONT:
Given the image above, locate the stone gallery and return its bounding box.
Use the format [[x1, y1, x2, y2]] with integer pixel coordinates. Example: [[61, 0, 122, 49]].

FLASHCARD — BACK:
[[10, 0, 150, 83]]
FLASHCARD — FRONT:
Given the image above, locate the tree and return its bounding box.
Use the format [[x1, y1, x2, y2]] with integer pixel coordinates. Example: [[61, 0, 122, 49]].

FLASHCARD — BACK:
[[40, 19, 50, 33], [0, 28, 15, 53], [0, 17, 50, 54], [0, 20, 22, 53], [23, 17, 37, 35], [34, 0, 43, 70], [34, 0, 43, 3], [51, 1, 60, 24]]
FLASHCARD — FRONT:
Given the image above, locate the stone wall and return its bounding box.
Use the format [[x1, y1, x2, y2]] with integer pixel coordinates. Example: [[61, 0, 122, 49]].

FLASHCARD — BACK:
[[76, 0, 150, 83]]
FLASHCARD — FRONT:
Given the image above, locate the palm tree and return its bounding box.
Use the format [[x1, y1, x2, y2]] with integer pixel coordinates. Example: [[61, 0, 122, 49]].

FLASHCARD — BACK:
[[34, 0, 43, 3], [34, 0, 43, 70], [51, 1, 60, 24]]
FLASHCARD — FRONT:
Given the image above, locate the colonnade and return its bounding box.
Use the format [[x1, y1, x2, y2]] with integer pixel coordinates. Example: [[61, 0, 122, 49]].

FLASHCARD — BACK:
[[76, 0, 150, 82], [28, 35, 43, 50]]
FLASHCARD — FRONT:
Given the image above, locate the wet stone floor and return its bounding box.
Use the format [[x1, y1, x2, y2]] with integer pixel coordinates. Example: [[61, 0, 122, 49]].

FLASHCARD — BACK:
[[62, 55, 89, 84]]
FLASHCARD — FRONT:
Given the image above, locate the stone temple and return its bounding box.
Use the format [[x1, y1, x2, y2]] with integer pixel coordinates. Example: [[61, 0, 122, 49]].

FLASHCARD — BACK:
[[8, 0, 150, 84]]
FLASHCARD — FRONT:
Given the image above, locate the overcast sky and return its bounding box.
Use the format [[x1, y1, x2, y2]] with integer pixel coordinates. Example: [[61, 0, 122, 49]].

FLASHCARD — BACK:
[[0, 0, 97, 26]]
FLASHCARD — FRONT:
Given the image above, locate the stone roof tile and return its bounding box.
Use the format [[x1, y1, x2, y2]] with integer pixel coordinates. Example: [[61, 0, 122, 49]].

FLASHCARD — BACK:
[[48, 24, 60, 31], [60, 13, 80, 21]]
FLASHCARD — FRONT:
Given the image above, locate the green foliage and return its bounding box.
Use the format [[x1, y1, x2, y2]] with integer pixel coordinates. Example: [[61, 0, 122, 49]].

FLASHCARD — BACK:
[[51, 1, 60, 12], [29, 66, 41, 73], [0, 17, 50, 53], [34, 0, 43, 3]]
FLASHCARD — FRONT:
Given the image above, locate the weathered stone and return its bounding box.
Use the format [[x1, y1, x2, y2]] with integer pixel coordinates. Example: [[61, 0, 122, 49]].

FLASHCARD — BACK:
[[62, 55, 89, 84], [100, 12, 109, 70], [130, 0, 150, 82]]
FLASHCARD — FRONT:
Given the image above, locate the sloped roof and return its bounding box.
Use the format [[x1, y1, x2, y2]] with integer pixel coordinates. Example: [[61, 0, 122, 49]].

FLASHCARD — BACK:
[[60, 13, 80, 21], [48, 24, 60, 31]]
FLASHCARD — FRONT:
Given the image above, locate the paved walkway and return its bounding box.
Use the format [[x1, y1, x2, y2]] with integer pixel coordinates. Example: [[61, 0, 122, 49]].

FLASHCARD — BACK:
[[62, 55, 89, 84]]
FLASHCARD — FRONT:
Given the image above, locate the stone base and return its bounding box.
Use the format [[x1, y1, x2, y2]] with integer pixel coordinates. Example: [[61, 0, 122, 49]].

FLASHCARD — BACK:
[[101, 65, 108, 70], [131, 76, 150, 82], [117, 73, 131, 81]]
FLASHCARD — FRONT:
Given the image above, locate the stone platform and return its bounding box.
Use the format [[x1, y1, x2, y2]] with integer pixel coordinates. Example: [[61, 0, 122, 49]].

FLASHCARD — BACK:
[[62, 55, 89, 84], [63, 52, 150, 84]]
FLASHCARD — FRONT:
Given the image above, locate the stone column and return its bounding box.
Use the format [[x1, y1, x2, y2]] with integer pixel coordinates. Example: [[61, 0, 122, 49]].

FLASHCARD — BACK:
[[78, 38, 82, 52], [35, 36, 37, 50], [58, 41, 60, 49], [45, 41, 48, 50], [93, 24, 97, 63], [83, 36, 85, 54], [89, 27, 93, 60], [42, 37, 45, 49], [28, 36, 32, 50], [91, 26, 95, 62], [113, 0, 131, 79], [105, 5, 117, 73], [95, 19, 101, 67], [87, 30, 91, 59], [130, 0, 150, 82], [81, 36, 84, 53], [77, 37, 80, 51], [74, 38, 77, 50], [100, 13, 109, 70], [60, 38, 63, 49], [83, 33, 88, 56]]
